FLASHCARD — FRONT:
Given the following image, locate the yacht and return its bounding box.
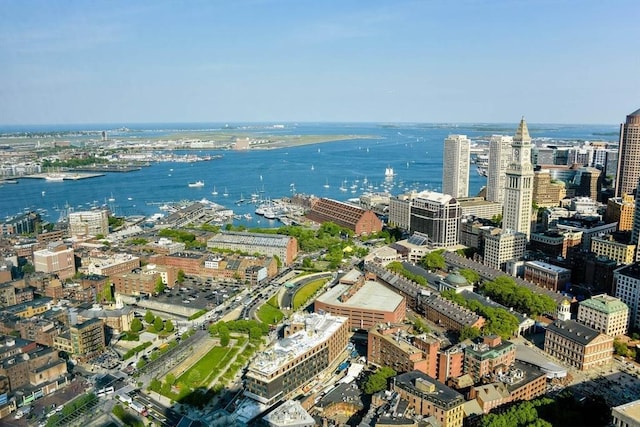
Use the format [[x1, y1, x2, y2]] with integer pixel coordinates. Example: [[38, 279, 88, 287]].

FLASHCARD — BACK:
[[45, 174, 65, 182], [188, 181, 205, 188]]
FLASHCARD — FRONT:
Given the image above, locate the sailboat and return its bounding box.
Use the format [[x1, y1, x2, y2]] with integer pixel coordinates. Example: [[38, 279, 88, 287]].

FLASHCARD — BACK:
[[108, 193, 116, 202], [385, 166, 395, 178], [323, 178, 330, 188], [311, 165, 314, 171], [223, 187, 229, 197], [211, 186, 218, 196], [339, 180, 347, 192]]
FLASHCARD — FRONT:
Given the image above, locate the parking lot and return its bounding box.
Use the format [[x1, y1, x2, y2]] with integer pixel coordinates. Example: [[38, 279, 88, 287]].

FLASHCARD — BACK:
[[152, 276, 243, 311]]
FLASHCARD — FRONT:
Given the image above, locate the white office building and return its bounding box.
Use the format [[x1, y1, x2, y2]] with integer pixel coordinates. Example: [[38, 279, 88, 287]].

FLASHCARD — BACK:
[[443, 134, 471, 198]]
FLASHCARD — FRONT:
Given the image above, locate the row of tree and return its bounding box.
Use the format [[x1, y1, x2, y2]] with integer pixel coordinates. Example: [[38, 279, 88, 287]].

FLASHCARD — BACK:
[[481, 276, 556, 316], [386, 261, 428, 287], [130, 310, 174, 334], [441, 290, 520, 339]]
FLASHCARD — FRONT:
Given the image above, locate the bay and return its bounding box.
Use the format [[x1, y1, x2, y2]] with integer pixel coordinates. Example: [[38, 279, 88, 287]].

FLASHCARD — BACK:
[[0, 122, 618, 226]]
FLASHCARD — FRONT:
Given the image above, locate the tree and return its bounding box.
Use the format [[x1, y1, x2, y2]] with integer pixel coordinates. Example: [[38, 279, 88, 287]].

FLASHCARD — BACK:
[[614, 339, 629, 357], [130, 318, 143, 333], [144, 310, 155, 324], [459, 326, 481, 341], [459, 268, 481, 285], [153, 316, 164, 332], [21, 263, 35, 274], [154, 276, 165, 295], [421, 250, 445, 271], [177, 269, 185, 284], [165, 373, 176, 386], [363, 366, 396, 394], [165, 319, 175, 333], [302, 257, 314, 269]]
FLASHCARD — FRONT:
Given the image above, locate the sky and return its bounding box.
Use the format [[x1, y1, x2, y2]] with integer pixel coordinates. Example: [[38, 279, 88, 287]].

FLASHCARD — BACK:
[[1, 0, 639, 125]]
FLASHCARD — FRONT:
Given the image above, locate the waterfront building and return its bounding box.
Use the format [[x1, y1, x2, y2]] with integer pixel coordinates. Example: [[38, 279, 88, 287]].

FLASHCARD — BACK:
[[68, 210, 109, 238], [1, 211, 40, 236], [543, 319, 613, 371], [577, 294, 628, 337], [614, 263, 640, 330], [616, 108, 640, 197], [243, 312, 350, 406], [315, 271, 405, 330], [487, 135, 513, 205], [503, 118, 535, 239], [607, 194, 636, 232], [391, 371, 465, 427], [208, 231, 298, 265], [306, 198, 382, 236], [591, 235, 636, 265], [33, 242, 75, 280], [442, 134, 471, 199], [483, 229, 527, 272], [409, 191, 461, 248], [523, 261, 571, 292]]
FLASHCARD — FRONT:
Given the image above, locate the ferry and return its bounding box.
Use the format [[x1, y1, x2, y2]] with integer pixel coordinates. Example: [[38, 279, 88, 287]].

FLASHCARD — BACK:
[[188, 181, 205, 188]]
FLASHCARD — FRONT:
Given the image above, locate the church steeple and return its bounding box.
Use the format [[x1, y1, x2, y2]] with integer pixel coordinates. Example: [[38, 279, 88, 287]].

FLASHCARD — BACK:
[[514, 116, 531, 143]]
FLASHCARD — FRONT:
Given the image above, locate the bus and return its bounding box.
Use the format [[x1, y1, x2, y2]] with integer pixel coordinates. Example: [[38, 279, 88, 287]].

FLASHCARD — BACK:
[[115, 394, 132, 405], [130, 401, 148, 416]]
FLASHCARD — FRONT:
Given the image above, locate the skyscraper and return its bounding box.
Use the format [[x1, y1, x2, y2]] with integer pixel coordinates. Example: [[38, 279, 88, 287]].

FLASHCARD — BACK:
[[442, 134, 470, 198], [616, 108, 640, 197], [486, 135, 513, 204], [503, 118, 534, 239]]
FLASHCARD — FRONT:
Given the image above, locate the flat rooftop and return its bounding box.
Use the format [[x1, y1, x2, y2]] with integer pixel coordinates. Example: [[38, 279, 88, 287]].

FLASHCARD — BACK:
[[316, 280, 404, 312]]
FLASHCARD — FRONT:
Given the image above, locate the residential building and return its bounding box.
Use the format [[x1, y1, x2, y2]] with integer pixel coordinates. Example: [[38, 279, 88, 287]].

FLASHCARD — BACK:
[[368, 324, 430, 374], [315, 272, 405, 330], [523, 261, 572, 292], [208, 231, 298, 265], [503, 118, 535, 239], [443, 134, 471, 198], [1, 212, 40, 236], [389, 193, 413, 230], [577, 294, 628, 337], [529, 229, 582, 259], [556, 217, 617, 251], [543, 319, 613, 371], [391, 371, 465, 427], [306, 198, 382, 236], [616, 108, 640, 197], [487, 135, 513, 205], [243, 312, 350, 406], [68, 210, 109, 237], [85, 253, 140, 277], [483, 229, 527, 271], [53, 317, 105, 362], [32, 242, 75, 280], [614, 263, 640, 330]]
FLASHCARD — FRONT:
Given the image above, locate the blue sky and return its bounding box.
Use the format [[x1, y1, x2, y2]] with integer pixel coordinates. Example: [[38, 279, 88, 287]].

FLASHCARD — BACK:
[[1, 0, 639, 125]]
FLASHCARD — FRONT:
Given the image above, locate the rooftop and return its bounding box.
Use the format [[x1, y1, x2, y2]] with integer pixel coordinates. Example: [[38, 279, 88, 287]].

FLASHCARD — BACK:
[[579, 294, 628, 314], [394, 371, 465, 409], [525, 260, 571, 274], [316, 280, 404, 312], [247, 312, 348, 377], [546, 319, 602, 346], [613, 398, 640, 423]]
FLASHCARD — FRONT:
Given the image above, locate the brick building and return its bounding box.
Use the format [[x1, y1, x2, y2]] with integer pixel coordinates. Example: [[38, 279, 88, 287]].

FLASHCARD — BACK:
[[306, 198, 382, 236], [543, 319, 613, 371]]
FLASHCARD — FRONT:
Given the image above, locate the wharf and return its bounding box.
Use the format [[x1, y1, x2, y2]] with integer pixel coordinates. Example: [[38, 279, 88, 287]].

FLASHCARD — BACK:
[[22, 173, 105, 180], [71, 164, 143, 172]]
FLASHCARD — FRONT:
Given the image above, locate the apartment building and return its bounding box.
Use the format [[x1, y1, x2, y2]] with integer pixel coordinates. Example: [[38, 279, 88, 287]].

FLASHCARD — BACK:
[[523, 261, 572, 292]]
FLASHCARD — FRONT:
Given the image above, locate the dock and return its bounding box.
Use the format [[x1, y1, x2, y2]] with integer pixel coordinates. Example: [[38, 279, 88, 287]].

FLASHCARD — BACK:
[[21, 173, 105, 181]]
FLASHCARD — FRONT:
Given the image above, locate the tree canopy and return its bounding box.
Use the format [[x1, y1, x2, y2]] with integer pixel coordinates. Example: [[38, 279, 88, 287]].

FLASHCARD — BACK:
[[363, 366, 396, 394], [421, 250, 445, 271], [481, 276, 556, 316]]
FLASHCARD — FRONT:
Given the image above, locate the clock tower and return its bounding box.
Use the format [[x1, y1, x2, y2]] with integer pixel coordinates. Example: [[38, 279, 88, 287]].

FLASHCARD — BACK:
[[502, 117, 534, 239]]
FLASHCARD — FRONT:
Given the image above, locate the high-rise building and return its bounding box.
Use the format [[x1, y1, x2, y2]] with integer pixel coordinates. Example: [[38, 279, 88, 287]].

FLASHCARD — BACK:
[[409, 191, 462, 248], [632, 179, 640, 262], [442, 134, 470, 198], [487, 135, 513, 204], [616, 108, 640, 197], [614, 263, 640, 330], [503, 118, 535, 239], [483, 229, 527, 271], [607, 194, 636, 232]]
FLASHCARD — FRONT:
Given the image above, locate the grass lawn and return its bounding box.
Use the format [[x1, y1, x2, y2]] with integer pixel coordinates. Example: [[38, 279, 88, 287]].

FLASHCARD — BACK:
[[257, 303, 284, 325], [293, 278, 328, 310]]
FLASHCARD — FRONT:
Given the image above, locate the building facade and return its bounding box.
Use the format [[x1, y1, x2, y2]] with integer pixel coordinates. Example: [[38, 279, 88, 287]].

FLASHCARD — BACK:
[[32, 242, 75, 280], [409, 191, 461, 248], [443, 134, 471, 199], [523, 261, 572, 292], [483, 230, 527, 271], [463, 336, 516, 381], [503, 118, 535, 239], [208, 231, 298, 265], [487, 135, 513, 205], [616, 108, 640, 197], [614, 263, 640, 330], [577, 294, 628, 337], [68, 210, 109, 237], [306, 198, 383, 236], [607, 194, 636, 232], [543, 319, 613, 371]]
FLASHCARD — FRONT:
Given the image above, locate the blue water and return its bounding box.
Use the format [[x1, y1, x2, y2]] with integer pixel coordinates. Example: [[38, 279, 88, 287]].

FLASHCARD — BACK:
[[0, 123, 618, 226]]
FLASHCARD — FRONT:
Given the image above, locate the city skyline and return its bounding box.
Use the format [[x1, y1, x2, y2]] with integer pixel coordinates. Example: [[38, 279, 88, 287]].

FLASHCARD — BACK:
[[2, 0, 640, 126]]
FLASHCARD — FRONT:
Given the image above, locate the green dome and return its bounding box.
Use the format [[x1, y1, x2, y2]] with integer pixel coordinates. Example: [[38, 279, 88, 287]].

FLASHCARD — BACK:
[[445, 272, 468, 286]]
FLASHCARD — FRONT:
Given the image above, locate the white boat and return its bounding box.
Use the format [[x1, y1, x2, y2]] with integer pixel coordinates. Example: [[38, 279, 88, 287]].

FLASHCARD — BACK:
[[323, 178, 330, 188], [211, 186, 218, 196], [243, 213, 252, 220], [223, 187, 229, 197], [108, 193, 116, 202], [311, 165, 314, 171], [188, 181, 205, 188], [385, 167, 395, 178]]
